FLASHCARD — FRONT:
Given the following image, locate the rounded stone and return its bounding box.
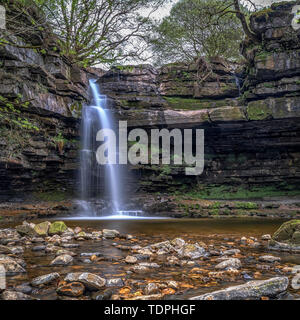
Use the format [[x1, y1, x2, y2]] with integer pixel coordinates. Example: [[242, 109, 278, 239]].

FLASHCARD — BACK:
[[57, 282, 85, 297], [49, 221, 68, 235]]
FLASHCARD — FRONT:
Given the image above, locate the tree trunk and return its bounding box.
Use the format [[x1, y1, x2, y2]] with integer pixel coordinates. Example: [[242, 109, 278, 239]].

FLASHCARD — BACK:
[[233, 0, 260, 42]]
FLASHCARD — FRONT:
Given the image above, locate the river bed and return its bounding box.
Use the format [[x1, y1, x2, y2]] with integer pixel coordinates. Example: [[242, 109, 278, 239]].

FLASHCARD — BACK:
[[1, 217, 300, 300]]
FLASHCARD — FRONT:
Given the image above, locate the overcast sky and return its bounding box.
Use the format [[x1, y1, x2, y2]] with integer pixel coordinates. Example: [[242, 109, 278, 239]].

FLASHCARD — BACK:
[[152, 0, 284, 20]]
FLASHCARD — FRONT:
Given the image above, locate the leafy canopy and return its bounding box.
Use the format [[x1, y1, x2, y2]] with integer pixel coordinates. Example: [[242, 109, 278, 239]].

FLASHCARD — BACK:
[[37, 0, 171, 67], [150, 0, 245, 65]]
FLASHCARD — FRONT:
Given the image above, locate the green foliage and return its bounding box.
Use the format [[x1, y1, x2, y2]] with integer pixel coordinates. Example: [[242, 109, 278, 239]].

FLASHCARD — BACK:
[[160, 165, 172, 177], [235, 202, 259, 210], [150, 0, 244, 65], [0, 94, 39, 131], [52, 132, 68, 154], [178, 184, 300, 200], [32, 0, 170, 66], [33, 191, 71, 202]]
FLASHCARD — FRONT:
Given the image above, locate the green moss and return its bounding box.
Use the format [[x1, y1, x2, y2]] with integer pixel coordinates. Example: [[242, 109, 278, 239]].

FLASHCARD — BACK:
[[263, 82, 274, 88], [164, 97, 233, 110], [49, 221, 68, 235], [247, 100, 272, 120], [252, 7, 273, 19], [160, 165, 172, 177], [273, 220, 300, 243], [114, 65, 135, 72], [255, 51, 272, 62], [209, 208, 220, 216], [32, 191, 71, 202], [69, 101, 83, 117], [177, 184, 300, 200], [209, 201, 221, 209], [271, 1, 292, 10], [235, 202, 259, 210]]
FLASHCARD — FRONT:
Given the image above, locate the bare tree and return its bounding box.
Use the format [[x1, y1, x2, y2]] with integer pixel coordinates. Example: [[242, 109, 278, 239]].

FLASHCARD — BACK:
[[40, 0, 170, 66]]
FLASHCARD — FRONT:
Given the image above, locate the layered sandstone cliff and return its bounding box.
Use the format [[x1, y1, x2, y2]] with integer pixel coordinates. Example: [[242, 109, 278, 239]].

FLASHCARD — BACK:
[[0, 1, 300, 202]]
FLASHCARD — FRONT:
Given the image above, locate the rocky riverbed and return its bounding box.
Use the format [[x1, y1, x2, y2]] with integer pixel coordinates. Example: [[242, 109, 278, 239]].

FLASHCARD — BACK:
[[0, 219, 300, 300]]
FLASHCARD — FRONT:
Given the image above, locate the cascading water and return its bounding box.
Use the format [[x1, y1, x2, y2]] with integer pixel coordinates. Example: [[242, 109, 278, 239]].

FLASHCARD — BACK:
[[78, 79, 121, 215], [78, 79, 144, 219], [89, 79, 121, 212]]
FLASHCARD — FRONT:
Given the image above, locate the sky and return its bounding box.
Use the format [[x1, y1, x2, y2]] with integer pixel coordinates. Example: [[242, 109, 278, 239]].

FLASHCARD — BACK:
[[152, 0, 284, 20]]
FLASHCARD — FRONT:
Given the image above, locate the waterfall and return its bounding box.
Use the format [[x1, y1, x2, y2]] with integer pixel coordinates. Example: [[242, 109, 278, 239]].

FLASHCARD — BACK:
[[89, 79, 121, 212], [77, 79, 145, 219], [234, 74, 241, 96], [79, 79, 121, 214]]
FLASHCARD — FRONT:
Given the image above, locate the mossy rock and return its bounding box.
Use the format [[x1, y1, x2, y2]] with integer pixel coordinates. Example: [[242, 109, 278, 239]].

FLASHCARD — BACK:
[[16, 224, 37, 237], [247, 100, 272, 121], [49, 221, 68, 235], [34, 221, 51, 237], [272, 220, 300, 243], [292, 231, 300, 244]]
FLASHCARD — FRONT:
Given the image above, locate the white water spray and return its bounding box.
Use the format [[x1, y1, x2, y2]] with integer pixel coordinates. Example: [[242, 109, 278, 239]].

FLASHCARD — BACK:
[[78, 79, 143, 219]]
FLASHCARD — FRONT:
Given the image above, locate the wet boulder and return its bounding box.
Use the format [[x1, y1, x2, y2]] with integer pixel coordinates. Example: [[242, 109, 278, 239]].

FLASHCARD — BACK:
[[177, 243, 206, 260], [190, 277, 289, 300], [125, 256, 138, 264], [0, 229, 20, 243], [215, 258, 242, 270], [1, 290, 34, 300], [57, 282, 85, 297], [145, 283, 160, 295], [56, 250, 76, 257], [34, 221, 51, 237], [50, 254, 73, 266], [223, 249, 241, 256], [15, 283, 33, 295], [272, 220, 300, 244], [64, 272, 106, 291], [102, 229, 120, 239], [0, 255, 26, 275], [31, 273, 60, 287], [15, 224, 37, 237], [130, 265, 151, 274], [106, 278, 124, 288], [171, 238, 186, 249], [259, 255, 281, 263], [49, 221, 68, 235], [0, 245, 14, 254]]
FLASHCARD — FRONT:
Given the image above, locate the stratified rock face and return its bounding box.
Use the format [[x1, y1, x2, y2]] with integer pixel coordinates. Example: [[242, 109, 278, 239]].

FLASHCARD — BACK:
[[1, 3, 300, 203], [106, 3, 300, 195], [0, 7, 106, 202], [97, 65, 167, 109], [0, 34, 89, 117], [242, 1, 300, 100], [190, 277, 289, 300], [159, 57, 239, 99], [0, 31, 88, 200]]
